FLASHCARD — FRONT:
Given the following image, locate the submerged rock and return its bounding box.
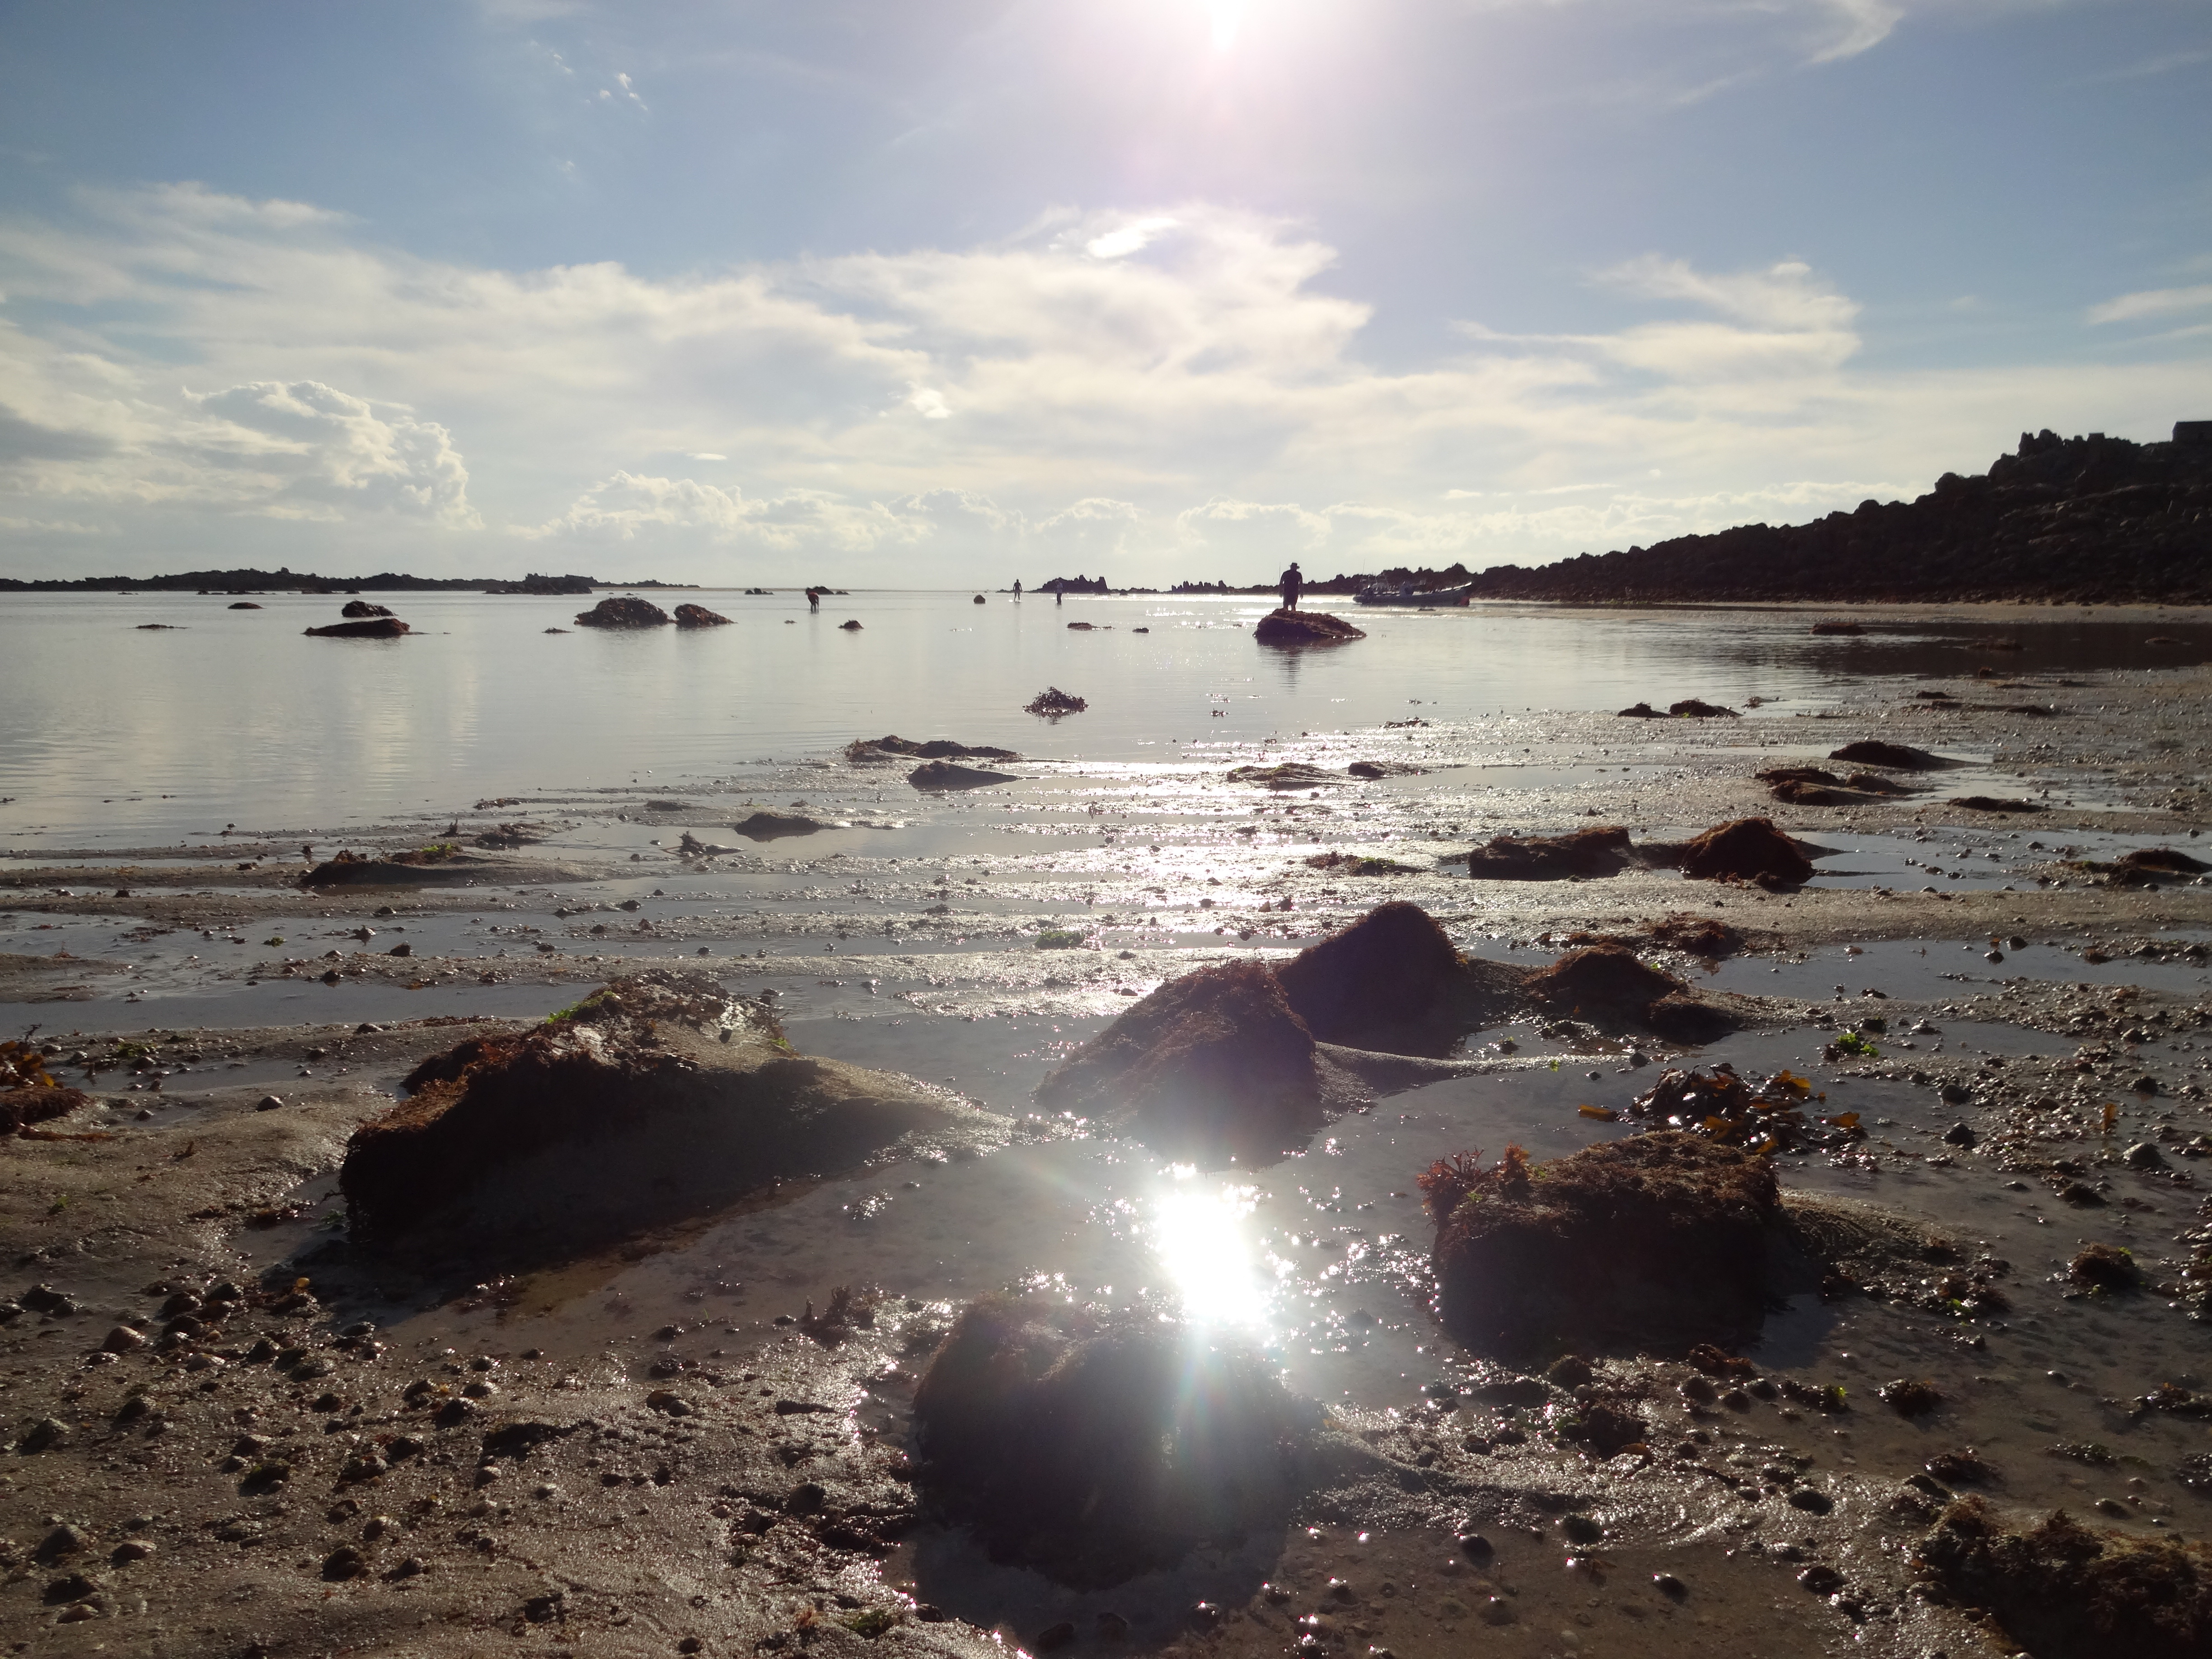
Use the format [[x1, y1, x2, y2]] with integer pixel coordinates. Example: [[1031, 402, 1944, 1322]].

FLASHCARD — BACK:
[[1523, 942, 1737, 1040], [304, 617, 408, 638], [574, 596, 671, 628], [1462, 826, 1634, 880], [908, 759, 1018, 791], [227, 601, 262, 609], [1809, 620, 1865, 635], [1025, 687, 1087, 717], [912, 1296, 1317, 1585], [673, 603, 731, 627], [1253, 608, 1364, 646], [2119, 847, 2211, 875], [1346, 758, 1426, 778], [341, 971, 970, 1251], [1226, 762, 1342, 790], [731, 811, 827, 840], [846, 735, 1019, 762]]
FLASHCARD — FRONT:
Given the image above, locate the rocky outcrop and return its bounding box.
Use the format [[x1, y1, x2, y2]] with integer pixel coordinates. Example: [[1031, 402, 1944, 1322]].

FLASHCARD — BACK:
[[1463, 827, 1634, 880], [1275, 900, 1486, 1055], [341, 971, 973, 1251], [1668, 817, 1814, 887], [1523, 942, 1737, 1041], [574, 596, 671, 628], [340, 600, 394, 618], [673, 604, 731, 627], [846, 736, 1020, 762], [305, 617, 408, 638], [1253, 608, 1364, 645], [1227, 762, 1341, 789], [908, 760, 1018, 791]]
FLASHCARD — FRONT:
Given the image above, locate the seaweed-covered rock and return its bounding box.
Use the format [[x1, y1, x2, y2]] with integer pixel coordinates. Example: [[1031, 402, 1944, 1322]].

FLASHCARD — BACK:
[[1274, 900, 1468, 1054], [1616, 702, 1664, 717], [908, 760, 1018, 791], [340, 600, 394, 618], [1915, 1498, 2212, 1659], [0, 1040, 90, 1134], [912, 1297, 1316, 1585], [305, 617, 408, 638], [574, 596, 671, 628], [731, 811, 826, 840], [1423, 1134, 1781, 1356], [341, 971, 969, 1251], [1828, 740, 1949, 769], [1253, 609, 1364, 646], [1462, 827, 1633, 880], [1345, 759, 1425, 778], [1672, 817, 1813, 887], [1950, 795, 2043, 814], [1025, 688, 1087, 717], [1645, 913, 1742, 958], [846, 735, 1020, 762], [1667, 698, 1738, 718], [300, 847, 515, 887], [673, 603, 731, 627], [1524, 943, 1736, 1041], [1033, 961, 1342, 1163], [1226, 762, 1341, 790], [2119, 848, 2211, 875]]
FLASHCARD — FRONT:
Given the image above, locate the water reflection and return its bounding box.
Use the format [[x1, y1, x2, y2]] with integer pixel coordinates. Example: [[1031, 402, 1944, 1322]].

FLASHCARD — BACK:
[[1148, 1166, 1269, 1330]]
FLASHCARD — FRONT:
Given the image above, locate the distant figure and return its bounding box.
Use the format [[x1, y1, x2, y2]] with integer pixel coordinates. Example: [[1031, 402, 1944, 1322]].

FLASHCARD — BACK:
[[1055, 585, 1063, 606], [1279, 562, 1303, 611], [806, 586, 821, 611], [1013, 579, 1022, 602]]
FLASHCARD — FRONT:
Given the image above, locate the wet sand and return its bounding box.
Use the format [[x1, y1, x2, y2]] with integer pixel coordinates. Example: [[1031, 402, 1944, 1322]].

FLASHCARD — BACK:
[[3, 618, 2209, 1657]]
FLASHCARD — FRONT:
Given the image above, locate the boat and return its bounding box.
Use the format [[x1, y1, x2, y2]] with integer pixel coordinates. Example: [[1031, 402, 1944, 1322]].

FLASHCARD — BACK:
[[1352, 582, 1475, 607]]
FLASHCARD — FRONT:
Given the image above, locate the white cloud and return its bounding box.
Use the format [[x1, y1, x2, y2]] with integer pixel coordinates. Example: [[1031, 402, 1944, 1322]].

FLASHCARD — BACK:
[[1083, 217, 1180, 260], [2087, 284, 2212, 326]]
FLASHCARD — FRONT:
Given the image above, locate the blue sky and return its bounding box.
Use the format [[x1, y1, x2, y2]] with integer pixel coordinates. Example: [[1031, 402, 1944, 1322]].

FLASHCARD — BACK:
[[1, 0, 2207, 583]]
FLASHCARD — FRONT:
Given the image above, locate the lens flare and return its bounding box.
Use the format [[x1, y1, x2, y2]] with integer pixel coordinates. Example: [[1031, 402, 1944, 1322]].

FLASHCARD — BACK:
[[1207, 2, 1245, 52], [1150, 1172, 1267, 1327]]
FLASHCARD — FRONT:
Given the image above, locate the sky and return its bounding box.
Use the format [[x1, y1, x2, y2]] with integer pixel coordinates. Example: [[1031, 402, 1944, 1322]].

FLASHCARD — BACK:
[[0, 0, 2207, 586]]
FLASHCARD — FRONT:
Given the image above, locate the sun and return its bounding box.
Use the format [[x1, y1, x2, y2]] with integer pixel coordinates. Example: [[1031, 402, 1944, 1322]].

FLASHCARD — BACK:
[[1206, 1, 1246, 52]]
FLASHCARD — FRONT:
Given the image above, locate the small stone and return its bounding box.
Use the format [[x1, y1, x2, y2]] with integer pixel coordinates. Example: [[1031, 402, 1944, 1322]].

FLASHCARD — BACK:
[[1096, 1611, 1129, 1639], [255, 1095, 284, 1111], [2124, 1142, 2166, 1169], [1653, 1574, 1686, 1600], [111, 1539, 155, 1564], [1456, 1531, 1494, 1561], [1561, 1514, 1603, 1544], [37, 1523, 90, 1561], [322, 1545, 368, 1580], [1798, 1564, 1843, 1595], [1940, 1122, 1977, 1148], [17, 1417, 67, 1453], [1189, 1602, 1222, 1630], [1787, 1487, 1834, 1514], [102, 1324, 146, 1352]]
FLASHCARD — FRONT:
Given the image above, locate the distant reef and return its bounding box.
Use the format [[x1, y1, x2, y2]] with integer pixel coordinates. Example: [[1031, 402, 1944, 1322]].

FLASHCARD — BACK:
[[0, 567, 696, 594]]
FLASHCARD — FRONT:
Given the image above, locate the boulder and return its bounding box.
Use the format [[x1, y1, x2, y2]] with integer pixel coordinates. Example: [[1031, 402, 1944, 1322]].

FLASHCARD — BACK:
[[304, 618, 409, 638], [839, 619, 862, 630], [1024, 688, 1087, 717], [1672, 817, 1814, 887], [673, 603, 731, 627], [846, 736, 1020, 762], [908, 760, 1018, 791], [1253, 609, 1364, 646], [574, 596, 671, 628], [1616, 702, 1664, 718], [341, 971, 972, 1251], [731, 811, 827, 840], [1523, 942, 1736, 1040], [340, 600, 394, 619], [912, 1297, 1316, 1586], [1462, 826, 1633, 880], [1668, 698, 1739, 718], [1828, 740, 1949, 769], [1274, 900, 1468, 1054], [1423, 1133, 1781, 1357]]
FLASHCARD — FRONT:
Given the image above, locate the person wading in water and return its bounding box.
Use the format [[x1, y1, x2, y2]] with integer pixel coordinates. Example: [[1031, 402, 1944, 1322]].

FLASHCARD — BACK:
[[1279, 561, 1303, 611]]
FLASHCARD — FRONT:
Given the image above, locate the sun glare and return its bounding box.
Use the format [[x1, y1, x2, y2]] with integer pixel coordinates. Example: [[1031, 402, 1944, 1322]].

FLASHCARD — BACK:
[[1206, 1, 1246, 52], [1150, 1173, 1267, 1327]]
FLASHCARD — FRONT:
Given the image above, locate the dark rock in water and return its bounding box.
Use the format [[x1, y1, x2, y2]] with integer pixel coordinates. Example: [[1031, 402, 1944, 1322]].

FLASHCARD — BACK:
[[304, 617, 408, 638], [1025, 687, 1087, 717], [1809, 620, 1865, 635], [1667, 698, 1739, 718], [1462, 826, 1632, 880], [908, 760, 1018, 791], [136, 623, 183, 629], [1670, 818, 1814, 887], [1616, 702, 1664, 718], [847, 735, 1020, 762], [673, 603, 731, 627], [574, 596, 671, 628], [1253, 608, 1364, 646], [1423, 1133, 1781, 1357], [227, 601, 262, 609], [340, 600, 394, 619], [912, 1296, 1317, 1586], [731, 811, 826, 840], [1949, 795, 2043, 814], [1645, 913, 1743, 959], [341, 971, 968, 1252], [1346, 759, 1426, 778], [839, 619, 863, 630], [1034, 960, 1342, 1163], [1524, 943, 1736, 1041], [1227, 762, 1341, 790], [1914, 1497, 2212, 1659], [2118, 847, 2211, 875], [1275, 901, 1470, 1055], [1828, 740, 1950, 769], [1, 1040, 91, 1133]]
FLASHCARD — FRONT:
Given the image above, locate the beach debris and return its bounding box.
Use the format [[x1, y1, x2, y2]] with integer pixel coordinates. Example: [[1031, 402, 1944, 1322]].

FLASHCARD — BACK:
[[1025, 687, 1087, 717], [1253, 609, 1364, 646], [1302, 851, 1420, 876], [912, 1295, 1316, 1585], [673, 603, 731, 627], [1462, 826, 1633, 880], [1422, 1132, 1782, 1356], [908, 760, 1018, 791], [304, 617, 409, 638], [574, 596, 671, 628], [1624, 1063, 1864, 1154], [676, 831, 741, 857], [300, 845, 496, 886], [1643, 913, 1743, 958], [2068, 1243, 2142, 1290]]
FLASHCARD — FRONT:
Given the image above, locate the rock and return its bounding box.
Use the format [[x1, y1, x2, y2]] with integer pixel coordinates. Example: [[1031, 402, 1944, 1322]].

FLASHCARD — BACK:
[[1668, 818, 1814, 887], [1645, 913, 1742, 958], [2117, 848, 2212, 875], [574, 596, 671, 628], [17, 1417, 69, 1453], [1226, 761, 1343, 790], [1915, 1497, 2212, 1659], [340, 970, 975, 1252], [1253, 609, 1364, 646], [840, 619, 862, 630], [846, 736, 1021, 762], [1668, 698, 1739, 718], [1066, 621, 1094, 630], [731, 811, 827, 840], [1025, 687, 1087, 717], [908, 760, 1019, 791], [102, 1325, 145, 1353], [1462, 826, 1633, 880], [1524, 944, 1735, 1041], [0, 1082, 91, 1134], [1827, 740, 1949, 769], [340, 600, 394, 618], [912, 1296, 1317, 1585], [2124, 1141, 2165, 1169], [1274, 901, 1471, 1055], [1616, 702, 1665, 717], [673, 604, 731, 627], [1950, 796, 2043, 814], [255, 1095, 284, 1111], [301, 848, 509, 887], [227, 601, 262, 609], [1346, 759, 1426, 778], [1423, 1133, 1781, 1356], [304, 617, 408, 638], [2070, 1243, 2142, 1289], [1809, 620, 1865, 635]]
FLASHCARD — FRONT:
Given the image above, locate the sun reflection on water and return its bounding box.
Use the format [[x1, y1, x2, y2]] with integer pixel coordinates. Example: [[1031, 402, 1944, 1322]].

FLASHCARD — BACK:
[[1148, 1165, 1272, 1330]]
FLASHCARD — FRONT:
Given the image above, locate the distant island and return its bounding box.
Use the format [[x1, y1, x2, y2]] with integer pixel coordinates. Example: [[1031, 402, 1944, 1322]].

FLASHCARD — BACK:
[[0, 568, 696, 594]]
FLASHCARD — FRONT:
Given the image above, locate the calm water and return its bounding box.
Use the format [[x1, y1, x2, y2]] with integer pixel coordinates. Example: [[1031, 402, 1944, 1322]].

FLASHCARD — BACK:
[[5, 588, 2201, 844]]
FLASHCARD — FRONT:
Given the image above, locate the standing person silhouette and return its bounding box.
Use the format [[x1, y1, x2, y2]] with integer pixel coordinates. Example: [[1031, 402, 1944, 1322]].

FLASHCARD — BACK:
[[1054, 584, 1062, 607], [806, 586, 821, 611], [1279, 561, 1303, 611], [1013, 579, 1022, 602]]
